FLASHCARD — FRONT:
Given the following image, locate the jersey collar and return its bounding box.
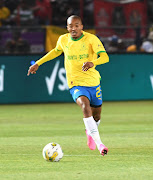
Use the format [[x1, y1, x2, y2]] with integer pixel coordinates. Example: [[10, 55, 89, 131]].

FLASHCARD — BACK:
[[70, 33, 84, 41]]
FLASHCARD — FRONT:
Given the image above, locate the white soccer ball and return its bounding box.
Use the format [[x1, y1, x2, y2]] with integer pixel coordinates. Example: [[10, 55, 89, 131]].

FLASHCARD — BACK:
[[42, 142, 63, 162]]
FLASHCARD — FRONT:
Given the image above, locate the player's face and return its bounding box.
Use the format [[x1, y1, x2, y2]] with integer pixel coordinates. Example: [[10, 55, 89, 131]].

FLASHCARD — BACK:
[[67, 18, 83, 39]]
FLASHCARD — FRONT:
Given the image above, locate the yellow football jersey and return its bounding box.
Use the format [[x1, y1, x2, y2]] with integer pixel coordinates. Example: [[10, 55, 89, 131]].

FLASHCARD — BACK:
[[55, 31, 106, 88]]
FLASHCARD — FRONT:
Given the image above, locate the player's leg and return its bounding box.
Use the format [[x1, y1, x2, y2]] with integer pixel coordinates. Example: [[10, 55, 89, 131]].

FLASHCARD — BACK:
[[76, 96, 92, 118], [69, 86, 108, 155], [88, 85, 108, 155], [69, 86, 97, 150], [69, 86, 95, 149], [76, 96, 96, 150], [84, 106, 102, 150], [70, 86, 92, 118], [91, 105, 108, 155], [91, 106, 102, 126], [77, 96, 108, 155]]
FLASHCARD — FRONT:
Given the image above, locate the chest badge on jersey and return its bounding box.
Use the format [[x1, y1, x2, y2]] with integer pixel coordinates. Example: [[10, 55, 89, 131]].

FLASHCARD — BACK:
[[80, 42, 87, 51]]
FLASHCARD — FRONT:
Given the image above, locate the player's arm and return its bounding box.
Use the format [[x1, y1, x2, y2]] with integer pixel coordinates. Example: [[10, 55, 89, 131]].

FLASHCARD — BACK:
[[92, 52, 109, 66], [36, 48, 62, 66], [82, 52, 109, 71], [27, 35, 63, 76], [82, 36, 109, 71], [92, 35, 109, 65], [27, 49, 62, 76]]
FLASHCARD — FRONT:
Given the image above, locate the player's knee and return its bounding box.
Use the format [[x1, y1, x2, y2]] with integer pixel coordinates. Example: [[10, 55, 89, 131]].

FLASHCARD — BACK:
[[81, 102, 89, 111], [80, 102, 90, 115], [76, 97, 91, 116], [93, 114, 101, 121]]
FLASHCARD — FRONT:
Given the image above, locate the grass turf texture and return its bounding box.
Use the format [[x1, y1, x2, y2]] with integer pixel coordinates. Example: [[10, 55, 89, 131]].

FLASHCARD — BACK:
[[0, 101, 153, 180]]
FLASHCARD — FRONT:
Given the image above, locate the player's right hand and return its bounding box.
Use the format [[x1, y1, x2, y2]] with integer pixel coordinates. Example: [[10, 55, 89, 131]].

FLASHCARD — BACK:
[[27, 64, 39, 76], [82, 62, 94, 71]]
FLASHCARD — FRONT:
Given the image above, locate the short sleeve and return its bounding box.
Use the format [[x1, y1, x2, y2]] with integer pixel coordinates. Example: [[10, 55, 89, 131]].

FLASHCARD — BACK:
[[55, 36, 63, 52], [91, 35, 106, 55]]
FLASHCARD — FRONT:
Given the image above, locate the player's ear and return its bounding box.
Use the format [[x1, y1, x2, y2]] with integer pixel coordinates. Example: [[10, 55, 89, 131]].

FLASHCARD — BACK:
[[67, 25, 69, 31], [81, 24, 83, 30]]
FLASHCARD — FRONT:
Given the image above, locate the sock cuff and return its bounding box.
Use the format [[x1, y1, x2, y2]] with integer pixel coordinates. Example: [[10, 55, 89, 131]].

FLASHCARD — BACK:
[[83, 116, 94, 121], [96, 120, 101, 126]]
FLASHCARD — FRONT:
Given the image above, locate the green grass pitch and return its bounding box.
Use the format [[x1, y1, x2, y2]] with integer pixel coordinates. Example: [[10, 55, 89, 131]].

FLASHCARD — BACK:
[[0, 101, 153, 180]]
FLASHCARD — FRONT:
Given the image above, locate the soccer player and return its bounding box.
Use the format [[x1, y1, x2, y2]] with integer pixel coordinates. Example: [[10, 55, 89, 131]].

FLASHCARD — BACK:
[[27, 15, 109, 156]]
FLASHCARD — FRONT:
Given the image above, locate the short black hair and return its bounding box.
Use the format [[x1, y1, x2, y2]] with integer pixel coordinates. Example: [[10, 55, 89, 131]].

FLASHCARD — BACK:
[[67, 15, 82, 24]]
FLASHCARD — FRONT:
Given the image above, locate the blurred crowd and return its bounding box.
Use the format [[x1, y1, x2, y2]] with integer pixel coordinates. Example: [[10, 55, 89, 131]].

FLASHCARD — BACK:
[[0, 0, 94, 54], [0, 0, 93, 27], [0, 0, 51, 27], [105, 30, 153, 53], [0, 0, 153, 53]]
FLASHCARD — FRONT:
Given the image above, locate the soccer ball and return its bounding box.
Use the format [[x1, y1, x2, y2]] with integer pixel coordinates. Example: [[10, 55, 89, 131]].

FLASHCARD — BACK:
[[42, 142, 63, 162]]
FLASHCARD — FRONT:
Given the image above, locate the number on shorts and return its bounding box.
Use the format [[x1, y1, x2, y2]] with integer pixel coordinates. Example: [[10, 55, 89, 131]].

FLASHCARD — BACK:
[[96, 86, 102, 99]]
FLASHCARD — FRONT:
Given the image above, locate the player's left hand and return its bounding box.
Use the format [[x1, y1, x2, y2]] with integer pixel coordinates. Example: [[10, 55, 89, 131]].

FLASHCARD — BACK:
[[82, 62, 94, 71]]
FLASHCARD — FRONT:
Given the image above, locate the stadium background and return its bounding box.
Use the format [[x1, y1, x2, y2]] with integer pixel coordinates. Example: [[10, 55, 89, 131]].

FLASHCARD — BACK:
[[0, 0, 153, 103], [0, 1, 153, 180]]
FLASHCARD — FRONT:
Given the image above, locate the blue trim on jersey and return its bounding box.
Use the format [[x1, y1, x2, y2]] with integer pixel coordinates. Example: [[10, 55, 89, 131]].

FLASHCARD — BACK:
[[69, 84, 102, 107]]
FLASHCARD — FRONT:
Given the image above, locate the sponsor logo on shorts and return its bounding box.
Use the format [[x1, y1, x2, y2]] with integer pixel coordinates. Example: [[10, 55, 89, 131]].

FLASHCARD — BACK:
[[74, 89, 79, 94]]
